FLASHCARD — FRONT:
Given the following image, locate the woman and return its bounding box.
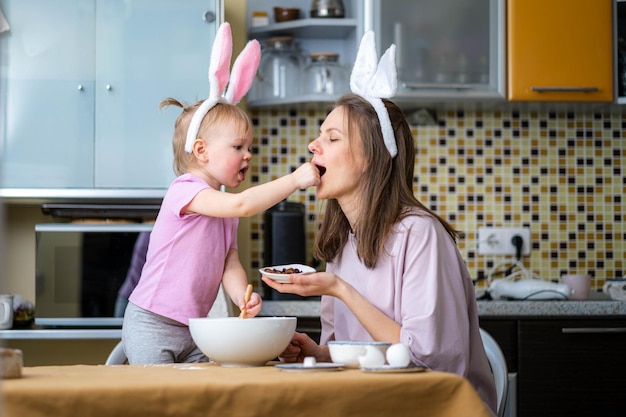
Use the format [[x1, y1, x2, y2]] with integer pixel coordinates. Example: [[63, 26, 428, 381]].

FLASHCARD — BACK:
[[262, 92, 497, 415]]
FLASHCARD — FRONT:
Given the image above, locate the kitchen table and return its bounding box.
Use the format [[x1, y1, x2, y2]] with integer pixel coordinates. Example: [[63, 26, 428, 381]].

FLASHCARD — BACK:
[[1, 363, 492, 417]]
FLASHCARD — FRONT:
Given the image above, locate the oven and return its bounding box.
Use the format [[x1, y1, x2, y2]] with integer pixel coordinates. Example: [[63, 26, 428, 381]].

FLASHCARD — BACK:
[[34, 222, 153, 327]]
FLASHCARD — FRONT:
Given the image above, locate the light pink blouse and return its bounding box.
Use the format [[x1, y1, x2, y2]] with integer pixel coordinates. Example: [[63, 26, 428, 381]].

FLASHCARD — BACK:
[[320, 211, 497, 414]]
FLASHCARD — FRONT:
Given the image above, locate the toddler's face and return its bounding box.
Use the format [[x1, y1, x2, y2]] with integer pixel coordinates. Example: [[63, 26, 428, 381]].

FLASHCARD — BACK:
[[203, 122, 253, 189]]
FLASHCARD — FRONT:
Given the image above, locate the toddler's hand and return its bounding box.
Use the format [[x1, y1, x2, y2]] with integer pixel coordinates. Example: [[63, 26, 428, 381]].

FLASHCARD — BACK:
[[292, 162, 321, 190], [240, 292, 262, 318]]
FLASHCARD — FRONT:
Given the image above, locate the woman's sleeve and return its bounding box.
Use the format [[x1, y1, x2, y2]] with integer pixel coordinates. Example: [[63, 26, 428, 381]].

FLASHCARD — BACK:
[[398, 219, 472, 375]]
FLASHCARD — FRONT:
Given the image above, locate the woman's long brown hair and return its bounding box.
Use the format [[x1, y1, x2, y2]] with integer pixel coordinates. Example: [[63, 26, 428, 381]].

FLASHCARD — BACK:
[[313, 94, 459, 269]]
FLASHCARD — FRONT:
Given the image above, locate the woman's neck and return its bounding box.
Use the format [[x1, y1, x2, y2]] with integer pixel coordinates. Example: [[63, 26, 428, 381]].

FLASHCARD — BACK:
[[338, 195, 361, 232]]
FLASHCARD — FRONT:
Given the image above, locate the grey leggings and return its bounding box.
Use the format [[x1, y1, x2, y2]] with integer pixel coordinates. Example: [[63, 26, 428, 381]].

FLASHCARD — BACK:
[[122, 302, 209, 365]]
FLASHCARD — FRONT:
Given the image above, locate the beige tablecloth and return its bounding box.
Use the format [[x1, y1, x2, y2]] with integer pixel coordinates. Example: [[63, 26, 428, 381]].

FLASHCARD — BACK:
[[1, 363, 491, 417]]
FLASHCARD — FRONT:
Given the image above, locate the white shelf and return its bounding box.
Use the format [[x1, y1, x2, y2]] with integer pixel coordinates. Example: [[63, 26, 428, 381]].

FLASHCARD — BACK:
[[249, 18, 357, 39], [0, 329, 122, 340], [248, 94, 341, 110]]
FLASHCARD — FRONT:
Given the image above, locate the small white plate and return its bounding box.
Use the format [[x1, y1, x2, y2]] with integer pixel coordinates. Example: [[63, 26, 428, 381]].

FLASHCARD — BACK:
[[275, 362, 344, 372], [259, 264, 316, 283], [360, 364, 426, 373]]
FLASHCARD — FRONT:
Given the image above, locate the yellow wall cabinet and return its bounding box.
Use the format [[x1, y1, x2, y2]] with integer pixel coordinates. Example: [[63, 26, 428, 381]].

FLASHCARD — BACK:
[[507, 0, 614, 102]]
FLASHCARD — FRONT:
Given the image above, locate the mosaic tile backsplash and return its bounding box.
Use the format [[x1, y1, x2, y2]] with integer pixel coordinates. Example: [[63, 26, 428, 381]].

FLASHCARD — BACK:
[[248, 107, 625, 292]]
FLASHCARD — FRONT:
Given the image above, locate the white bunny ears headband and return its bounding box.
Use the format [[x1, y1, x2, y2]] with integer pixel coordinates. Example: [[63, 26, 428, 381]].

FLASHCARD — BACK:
[[185, 22, 261, 153], [350, 31, 398, 158]]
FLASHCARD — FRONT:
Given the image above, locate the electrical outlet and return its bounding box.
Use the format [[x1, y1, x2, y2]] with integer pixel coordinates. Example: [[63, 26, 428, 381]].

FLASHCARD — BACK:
[[477, 227, 531, 256]]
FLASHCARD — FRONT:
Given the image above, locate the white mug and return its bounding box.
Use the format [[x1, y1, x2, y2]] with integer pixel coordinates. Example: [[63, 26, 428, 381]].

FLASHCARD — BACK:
[[0, 294, 14, 330], [561, 274, 591, 300], [603, 279, 626, 301]]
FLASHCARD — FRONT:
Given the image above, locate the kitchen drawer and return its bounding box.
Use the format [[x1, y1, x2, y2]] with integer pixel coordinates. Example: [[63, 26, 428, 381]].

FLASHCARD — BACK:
[[518, 319, 626, 417]]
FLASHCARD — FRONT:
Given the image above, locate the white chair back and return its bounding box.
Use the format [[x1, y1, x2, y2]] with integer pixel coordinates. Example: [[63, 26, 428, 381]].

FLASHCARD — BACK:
[[105, 341, 127, 365], [480, 328, 509, 417]]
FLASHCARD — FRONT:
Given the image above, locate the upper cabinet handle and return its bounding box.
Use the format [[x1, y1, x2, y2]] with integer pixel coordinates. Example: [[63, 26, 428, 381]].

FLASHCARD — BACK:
[[403, 82, 476, 91], [203, 11, 215, 23], [77, 84, 84, 91], [562, 327, 626, 334], [531, 86, 599, 93], [105, 84, 112, 91]]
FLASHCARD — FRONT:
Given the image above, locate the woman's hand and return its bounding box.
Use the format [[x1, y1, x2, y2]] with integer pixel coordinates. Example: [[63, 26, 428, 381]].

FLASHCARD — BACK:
[[262, 271, 343, 298], [278, 332, 331, 363], [264, 271, 402, 344]]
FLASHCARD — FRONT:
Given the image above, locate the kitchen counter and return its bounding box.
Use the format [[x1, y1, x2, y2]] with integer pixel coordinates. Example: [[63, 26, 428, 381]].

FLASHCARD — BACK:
[[2, 296, 623, 340], [260, 293, 626, 318]]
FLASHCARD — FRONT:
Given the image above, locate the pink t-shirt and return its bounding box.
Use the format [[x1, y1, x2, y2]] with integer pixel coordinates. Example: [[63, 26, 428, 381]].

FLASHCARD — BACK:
[[129, 174, 238, 325], [320, 211, 497, 415]]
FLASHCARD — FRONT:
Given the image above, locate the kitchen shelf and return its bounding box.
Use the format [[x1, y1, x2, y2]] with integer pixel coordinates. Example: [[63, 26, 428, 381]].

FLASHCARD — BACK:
[[249, 18, 358, 39], [247, 94, 340, 110], [0, 329, 122, 340]]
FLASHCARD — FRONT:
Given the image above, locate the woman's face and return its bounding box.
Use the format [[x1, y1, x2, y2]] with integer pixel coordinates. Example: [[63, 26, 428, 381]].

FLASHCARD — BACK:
[[308, 106, 367, 203]]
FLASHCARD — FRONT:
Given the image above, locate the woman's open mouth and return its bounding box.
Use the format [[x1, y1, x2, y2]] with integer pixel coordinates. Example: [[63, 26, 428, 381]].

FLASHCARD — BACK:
[[315, 164, 327, 177]]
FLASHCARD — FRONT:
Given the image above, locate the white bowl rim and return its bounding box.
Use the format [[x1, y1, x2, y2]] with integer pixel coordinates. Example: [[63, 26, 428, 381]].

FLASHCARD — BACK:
[[189, 316, 296, 322]]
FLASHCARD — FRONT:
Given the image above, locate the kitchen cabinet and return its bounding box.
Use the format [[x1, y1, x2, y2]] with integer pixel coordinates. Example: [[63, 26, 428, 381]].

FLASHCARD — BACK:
[[481, 318, 626, 417], [0, 0, 221, 196], [246, 0, 504, 109], [246, 0, 363, 108], [372, 0, 506, 104], [507, 0, 614, 102], [616, 0, 626, 104]]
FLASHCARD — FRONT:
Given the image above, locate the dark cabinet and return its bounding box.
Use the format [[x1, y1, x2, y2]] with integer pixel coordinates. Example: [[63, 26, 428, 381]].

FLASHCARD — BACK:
[[481, 318, 626, 417]]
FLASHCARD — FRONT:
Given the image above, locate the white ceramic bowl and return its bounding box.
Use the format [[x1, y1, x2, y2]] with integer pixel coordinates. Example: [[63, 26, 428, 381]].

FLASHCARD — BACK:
[[189, 317, 296, 366], [327, 341, 391, 368]]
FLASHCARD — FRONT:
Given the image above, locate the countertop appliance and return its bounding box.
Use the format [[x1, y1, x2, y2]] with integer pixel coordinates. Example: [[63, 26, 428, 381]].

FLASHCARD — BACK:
[[486, 259, 572, 301], [488, 278, 571, 301], [263, 201, 310, 301]]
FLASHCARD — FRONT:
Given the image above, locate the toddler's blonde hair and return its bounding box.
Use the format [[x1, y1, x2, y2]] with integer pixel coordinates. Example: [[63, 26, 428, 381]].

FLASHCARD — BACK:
[[160, 98, 253, 176]]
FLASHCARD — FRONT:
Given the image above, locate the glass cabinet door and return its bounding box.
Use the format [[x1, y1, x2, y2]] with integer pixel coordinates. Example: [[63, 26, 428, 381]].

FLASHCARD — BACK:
[[94, 0, 219, 189], [0, 0, 221, 193], [370, 0, 505, 102], [0, 0, 96, 189]]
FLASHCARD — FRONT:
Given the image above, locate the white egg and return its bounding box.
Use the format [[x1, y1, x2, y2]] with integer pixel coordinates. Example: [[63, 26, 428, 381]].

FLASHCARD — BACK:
[[386, 343, 411, 367], [358, 345, 386, 368]]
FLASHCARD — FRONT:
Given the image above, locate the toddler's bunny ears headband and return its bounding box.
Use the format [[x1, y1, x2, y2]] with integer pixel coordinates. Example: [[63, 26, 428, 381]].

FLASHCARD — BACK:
[[350, 30, 398, 158], [185, 22, 261, 153]]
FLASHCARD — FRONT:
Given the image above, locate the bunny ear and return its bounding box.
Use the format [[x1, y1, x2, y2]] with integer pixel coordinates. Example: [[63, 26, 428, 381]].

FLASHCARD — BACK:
[[350, 30, 378, 96], [349, 30, 398, 158], [224, 39, 261, 105], [208, 22, 233, 101], [368, 44, 397, 98], [185, 22, 234, 152], [184, 22, 261, 153]]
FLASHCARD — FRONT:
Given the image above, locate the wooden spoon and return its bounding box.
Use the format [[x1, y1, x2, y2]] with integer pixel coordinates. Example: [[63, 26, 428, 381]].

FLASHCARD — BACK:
[[239, 284, 253, 319]]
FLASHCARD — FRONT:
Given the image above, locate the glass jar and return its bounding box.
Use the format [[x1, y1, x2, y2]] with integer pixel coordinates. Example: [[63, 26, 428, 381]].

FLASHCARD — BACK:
[[258, 37, 303, 100], [302, 52, 348, 96]]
